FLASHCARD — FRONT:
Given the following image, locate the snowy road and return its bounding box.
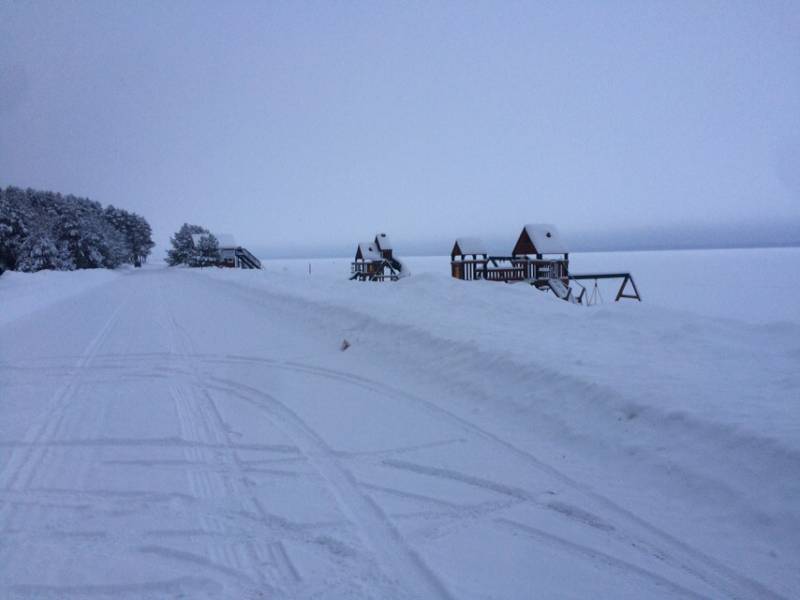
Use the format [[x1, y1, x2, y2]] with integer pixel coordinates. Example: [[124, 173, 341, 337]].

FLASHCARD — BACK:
[[0, 267, 794, 599]]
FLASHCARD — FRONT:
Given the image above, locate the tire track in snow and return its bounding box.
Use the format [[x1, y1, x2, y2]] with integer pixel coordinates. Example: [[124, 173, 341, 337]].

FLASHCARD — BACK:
[[212, 353, 785, 600], [48, 345, 780, 600], [161, 292, 279, 595], [0, 300, 125, 492], [0, 298, 127, 574], [287, 360, 787, 600], [160, 282, 353, 594], [494, 518, 706, 599], [382, 458, 614, 532], [180, 263, 782, 598], [205, 376, 454, 600], [7, 576, 222, 598], [0, 438, 298, 453]]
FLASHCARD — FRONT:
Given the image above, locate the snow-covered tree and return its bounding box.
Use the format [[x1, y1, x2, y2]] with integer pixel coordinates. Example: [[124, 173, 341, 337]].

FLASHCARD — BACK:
[[0, 185, 155, 272], [0, 186, 31, 271], [167, 223, 208, 266], [192, 233, 220, 267], [128, 213, 155, 266], [16, 232, 59, 272]]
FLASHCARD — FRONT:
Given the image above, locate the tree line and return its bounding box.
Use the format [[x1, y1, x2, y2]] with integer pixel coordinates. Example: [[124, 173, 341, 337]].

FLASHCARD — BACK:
[[0, 186, 154, 273]]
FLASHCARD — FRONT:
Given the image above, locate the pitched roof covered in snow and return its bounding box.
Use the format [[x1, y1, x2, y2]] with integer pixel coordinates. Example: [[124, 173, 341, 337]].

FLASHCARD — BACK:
[[215, 234, 237, 249], [512, 224, 568, 256], [191, 233, 238, 249], [355, 242, 382, 261], [374, 233, 392, 251], [451, 237, 487, 257]]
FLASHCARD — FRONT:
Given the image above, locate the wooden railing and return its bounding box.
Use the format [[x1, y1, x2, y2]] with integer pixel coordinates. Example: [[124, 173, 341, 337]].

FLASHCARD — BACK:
[[452, 256, 568, 282], [484, 266, 525, 281], [350, 260, 400, 281], [235, 247, 261, 269], [351, 261, 371, 274]]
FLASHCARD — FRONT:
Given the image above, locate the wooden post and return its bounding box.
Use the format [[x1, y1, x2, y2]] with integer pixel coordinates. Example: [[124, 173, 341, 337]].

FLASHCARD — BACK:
[[615, 275, 642, 302]]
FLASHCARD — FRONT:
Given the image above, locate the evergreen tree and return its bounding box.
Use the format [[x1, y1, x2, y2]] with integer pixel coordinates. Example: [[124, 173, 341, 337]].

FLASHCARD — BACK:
[[125, 211, 155, 266], [192, 233, 220, 267], [0, 186, 31, 271], [0, 184, 155, 272], [16, 232, 59, 272], [132, 216, 155, 266], [167, 223, 208, 266]]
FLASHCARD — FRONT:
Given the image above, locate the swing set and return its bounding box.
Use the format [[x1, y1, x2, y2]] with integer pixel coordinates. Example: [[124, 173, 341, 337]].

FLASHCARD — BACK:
[[569, 273, 641, 305]]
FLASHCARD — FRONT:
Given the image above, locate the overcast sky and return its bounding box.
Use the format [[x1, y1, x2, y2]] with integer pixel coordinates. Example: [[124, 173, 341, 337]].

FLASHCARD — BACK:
[[1, 1, 799, 255]]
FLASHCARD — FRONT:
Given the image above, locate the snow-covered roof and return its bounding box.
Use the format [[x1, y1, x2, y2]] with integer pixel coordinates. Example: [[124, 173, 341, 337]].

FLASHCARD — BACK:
[[452, 237, 487, 256], [356, 242, 381, 261], [374, 233, 392, 251], [521, 224, 568, 254], [215, 233, 237, 249], [191, 232, 238, 249]]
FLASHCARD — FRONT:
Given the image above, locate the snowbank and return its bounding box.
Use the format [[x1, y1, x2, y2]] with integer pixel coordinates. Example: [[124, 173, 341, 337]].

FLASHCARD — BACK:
[[266, 247, 800, 325], [0, 268, 123, 328], [197, 248, 800, 498], [189, 249, 800, 592]]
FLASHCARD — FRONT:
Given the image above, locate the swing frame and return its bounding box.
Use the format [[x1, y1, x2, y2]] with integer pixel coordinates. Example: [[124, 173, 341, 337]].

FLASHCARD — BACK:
[[568, 273, 641, 302]]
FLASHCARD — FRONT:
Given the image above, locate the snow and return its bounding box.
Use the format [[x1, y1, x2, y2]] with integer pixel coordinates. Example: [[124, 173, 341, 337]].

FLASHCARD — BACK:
[[215, 233, 237, 249], [0, 267, 121, 327], [191, 233, 237, 248], [521, 223, 568, 254], [394, 256, 411, 277], [375, 232, 392, 251], [452, 237, 487, 256], [356, 242, 381, 261], [1, 246, 799, 599]]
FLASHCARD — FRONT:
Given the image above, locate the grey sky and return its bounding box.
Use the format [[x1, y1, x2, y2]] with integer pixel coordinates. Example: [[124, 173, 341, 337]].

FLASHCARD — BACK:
[[1, 1, 798, 255]]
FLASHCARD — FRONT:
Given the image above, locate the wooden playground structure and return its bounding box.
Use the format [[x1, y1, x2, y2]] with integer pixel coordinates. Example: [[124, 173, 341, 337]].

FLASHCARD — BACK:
[[451, 225, 641, 303], [350, 233, 407, 281]]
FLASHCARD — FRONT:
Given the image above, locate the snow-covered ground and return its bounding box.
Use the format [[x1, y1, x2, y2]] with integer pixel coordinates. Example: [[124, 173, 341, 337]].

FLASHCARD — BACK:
[[0, 268, 122, 328], [1, 247, 798, 599], [276, 246, 800, 324]]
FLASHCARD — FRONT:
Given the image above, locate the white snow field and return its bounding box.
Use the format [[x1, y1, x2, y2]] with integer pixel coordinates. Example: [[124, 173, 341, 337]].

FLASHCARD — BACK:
[[1, 247, 798, 599]]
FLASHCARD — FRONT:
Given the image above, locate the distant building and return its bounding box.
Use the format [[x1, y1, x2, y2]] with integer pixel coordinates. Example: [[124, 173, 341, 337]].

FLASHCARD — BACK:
[[191, 233, 261, 269]]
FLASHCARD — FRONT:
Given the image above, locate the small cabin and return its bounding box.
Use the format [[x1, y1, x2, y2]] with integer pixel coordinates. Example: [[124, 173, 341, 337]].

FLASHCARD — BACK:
[[451, 238, 488, 280], [191, 233, 261, 269]]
